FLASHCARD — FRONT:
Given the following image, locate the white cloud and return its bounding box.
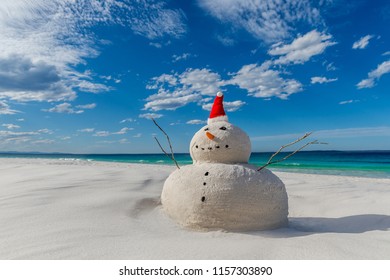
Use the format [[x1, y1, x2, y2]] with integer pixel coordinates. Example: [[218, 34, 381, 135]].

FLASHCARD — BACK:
[[198, 0, 324, 43], [339, 100, 359, 105], [149, 42, 162, 48], [0, 131, 38, 137], [357, 60, 390, 89], [133, 133, 142, 138], [0, 100, 19, 115], [43, 102, 96, 114], [352, 35, 374, 49], [0, 0, 186, 103], [172, 53, 191, 62], [311, 76, 338, 84], [120, 118, 136, 123], [216, 35, 235, 46], [229, 62, 302, 99], [144, 92, 201, 111], [2, 124, 20, 129], [139, 113, 163, 119], [38, 129, 53, 134], [93, 131, 110, 137], [43, 103, 83, 114], [202, 100, 246, 112], [100, 75, 121, 84], [93, 127, 133, 137], [76, 103, 96, 109], [0, 128, 53, 144], [76, 80, 110, 94], [324, 61, 337, 71], [145, 61, 306, 112], [383, 51, 390, 56], [78, 128, 95, 133], [113, 127, 134, 135], [17, 118, 25, 122], [145, 68, 224, 111], [129, 1, 186, 39], [268, 30, 336, 64], [180, 68, 224, 96], [186, 119, 207, 125]]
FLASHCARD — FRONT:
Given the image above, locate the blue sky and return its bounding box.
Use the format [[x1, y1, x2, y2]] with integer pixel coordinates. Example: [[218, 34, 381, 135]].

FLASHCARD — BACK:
[[0, 0, 389, 153]]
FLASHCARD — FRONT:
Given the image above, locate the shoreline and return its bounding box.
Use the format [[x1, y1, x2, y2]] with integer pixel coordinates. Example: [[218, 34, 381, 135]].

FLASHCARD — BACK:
[[0, 158, 389, 259], [1, 154, 389, 179]]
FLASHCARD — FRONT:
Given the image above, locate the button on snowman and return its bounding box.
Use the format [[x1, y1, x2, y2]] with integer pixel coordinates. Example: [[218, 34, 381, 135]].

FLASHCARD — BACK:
[[161, 92, 288, 231]]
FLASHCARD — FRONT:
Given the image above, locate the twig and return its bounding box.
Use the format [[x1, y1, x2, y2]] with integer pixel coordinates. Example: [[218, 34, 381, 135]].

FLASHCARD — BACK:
[[152, 118, 180, 169], [257, 132, 327, 171]]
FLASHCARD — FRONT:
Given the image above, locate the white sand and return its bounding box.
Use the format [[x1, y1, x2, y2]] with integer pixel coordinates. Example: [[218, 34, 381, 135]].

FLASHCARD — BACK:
[[0, 158, 389, 260]]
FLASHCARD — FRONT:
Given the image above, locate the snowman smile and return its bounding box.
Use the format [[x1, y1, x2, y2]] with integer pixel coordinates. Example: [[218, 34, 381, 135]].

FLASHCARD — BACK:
[[194, 143, 229, 151]]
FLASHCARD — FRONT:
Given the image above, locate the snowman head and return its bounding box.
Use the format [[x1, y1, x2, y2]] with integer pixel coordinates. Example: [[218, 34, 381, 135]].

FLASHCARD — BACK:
[[190, 92, 251, 164]]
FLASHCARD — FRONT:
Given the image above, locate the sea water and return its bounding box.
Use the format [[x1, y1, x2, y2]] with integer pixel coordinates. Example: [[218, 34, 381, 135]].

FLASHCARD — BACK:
[[1, 151, 390, 179]]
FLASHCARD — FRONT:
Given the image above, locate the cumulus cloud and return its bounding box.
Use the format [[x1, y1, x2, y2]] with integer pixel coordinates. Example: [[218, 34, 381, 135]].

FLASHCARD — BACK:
[[311, 76, 338, 84], [229, 62, 302, 99], [202, 100, 246, 112], [145, 68, 224, 111], [139, 113, 163, 119], [180, 68, 224, 96], [186, 119, 207, 125], [352, 35, 374, 49], [357, 60, 390, 89], [268, 30, 336, 64], [0, 0, 186, 103], [145, 60, 307, 113], [43, 102, 95, 114], [198, 0, 324, 44]]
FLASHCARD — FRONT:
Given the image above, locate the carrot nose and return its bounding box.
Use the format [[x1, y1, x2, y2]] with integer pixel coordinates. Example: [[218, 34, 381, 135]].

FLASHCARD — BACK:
[[206, 131, 215, 140]]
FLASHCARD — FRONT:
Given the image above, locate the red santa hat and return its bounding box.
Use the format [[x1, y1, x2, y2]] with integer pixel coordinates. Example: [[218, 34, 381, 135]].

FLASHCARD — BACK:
[[208, 91, 228, 124]]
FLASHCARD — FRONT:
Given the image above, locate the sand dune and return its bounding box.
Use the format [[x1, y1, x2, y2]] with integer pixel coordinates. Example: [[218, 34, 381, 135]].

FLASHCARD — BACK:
[[0, 158, 389, 259]]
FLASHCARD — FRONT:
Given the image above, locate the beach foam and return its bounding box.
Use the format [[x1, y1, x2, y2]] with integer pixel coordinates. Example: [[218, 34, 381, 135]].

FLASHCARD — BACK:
[[0, 158, 389, 259]]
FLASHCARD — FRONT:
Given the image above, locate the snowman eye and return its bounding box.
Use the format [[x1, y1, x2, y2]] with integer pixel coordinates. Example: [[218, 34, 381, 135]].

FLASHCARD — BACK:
[[204, 127, 209, 131], [219, 126, 227, 130]]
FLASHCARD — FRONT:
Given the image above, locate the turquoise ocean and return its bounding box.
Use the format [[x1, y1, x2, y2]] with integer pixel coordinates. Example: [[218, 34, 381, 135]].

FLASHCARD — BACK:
[[1, 151, 390, 179]]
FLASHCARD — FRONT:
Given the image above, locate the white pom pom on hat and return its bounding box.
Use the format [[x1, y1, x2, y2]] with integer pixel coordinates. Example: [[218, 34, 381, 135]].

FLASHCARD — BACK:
[[207, 91, 228, 125]]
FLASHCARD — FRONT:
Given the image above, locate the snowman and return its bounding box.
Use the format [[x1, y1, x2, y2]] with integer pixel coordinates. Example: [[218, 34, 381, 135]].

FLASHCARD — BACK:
[[161, 92, 288, 231]]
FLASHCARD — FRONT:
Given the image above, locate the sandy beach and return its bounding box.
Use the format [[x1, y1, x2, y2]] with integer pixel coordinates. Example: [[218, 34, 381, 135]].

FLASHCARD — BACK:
[[0, 158, 389, 260]]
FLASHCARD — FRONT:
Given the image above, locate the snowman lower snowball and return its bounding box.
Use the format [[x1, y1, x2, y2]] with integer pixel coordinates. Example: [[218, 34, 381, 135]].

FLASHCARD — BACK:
[[161, 92, 288, 231]]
